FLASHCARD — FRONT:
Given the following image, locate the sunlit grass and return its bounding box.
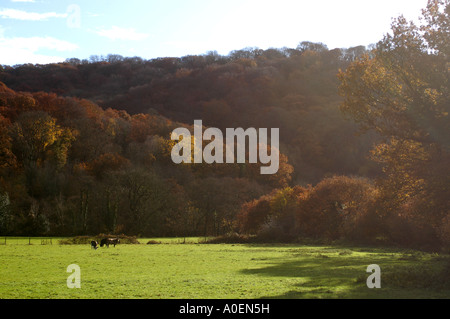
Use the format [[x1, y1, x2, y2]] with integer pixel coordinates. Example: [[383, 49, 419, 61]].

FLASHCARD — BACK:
[[0, 239, 449, 299]]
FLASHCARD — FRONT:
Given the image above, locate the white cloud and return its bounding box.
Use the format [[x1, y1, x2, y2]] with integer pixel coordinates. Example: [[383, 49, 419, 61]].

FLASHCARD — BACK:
[[94, 26, 149, 41], [1, 36, 78, 52], [86, 12, 101, 18], [0, 8, 67, 21], [0, 32, 78, 65]]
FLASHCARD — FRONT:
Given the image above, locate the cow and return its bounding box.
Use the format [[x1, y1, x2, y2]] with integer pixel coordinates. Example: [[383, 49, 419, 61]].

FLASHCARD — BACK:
[[90, 240, 98, 249], [100, 238, 120, 248]]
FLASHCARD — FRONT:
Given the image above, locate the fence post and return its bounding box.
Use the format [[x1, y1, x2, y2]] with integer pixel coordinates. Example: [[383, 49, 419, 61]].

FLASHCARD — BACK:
[[29, 237, 31, 245]]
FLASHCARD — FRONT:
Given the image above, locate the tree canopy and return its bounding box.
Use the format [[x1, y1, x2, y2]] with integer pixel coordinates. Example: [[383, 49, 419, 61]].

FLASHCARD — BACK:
[[0, 0, 448, 250]]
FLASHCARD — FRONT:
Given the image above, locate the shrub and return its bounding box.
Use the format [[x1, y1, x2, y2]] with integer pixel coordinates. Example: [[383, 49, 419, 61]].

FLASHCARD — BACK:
[[255, 222, 297, 243], [59, 236, 93, 245], [378, 212, 441, 252], [205, 233, 253, 244], [295, 176, 380, 242], [236, 194, 273, 234], [237, 186, 306, 237]]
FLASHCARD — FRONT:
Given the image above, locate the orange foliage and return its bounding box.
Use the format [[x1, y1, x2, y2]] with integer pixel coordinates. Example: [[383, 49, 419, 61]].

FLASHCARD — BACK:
[[295, 176, 379, 241]]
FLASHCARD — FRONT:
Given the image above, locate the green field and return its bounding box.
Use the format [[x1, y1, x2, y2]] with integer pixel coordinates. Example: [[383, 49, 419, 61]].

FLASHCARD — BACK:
[[0, 238, 449, 299]]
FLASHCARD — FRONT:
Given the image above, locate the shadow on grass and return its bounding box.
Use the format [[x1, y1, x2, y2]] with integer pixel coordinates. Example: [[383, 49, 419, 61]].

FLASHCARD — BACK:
[[241, 256, 370, 298], [238, 245, 450, 299]]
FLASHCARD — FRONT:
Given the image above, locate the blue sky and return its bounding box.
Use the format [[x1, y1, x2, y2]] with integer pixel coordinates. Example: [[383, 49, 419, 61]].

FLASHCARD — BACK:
[[0, 0, 429, 66]]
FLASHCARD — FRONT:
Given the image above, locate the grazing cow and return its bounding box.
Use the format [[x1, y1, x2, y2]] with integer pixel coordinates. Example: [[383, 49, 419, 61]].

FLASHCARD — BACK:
[[90, 240, 98, 249], [100, 238, 120, 248]]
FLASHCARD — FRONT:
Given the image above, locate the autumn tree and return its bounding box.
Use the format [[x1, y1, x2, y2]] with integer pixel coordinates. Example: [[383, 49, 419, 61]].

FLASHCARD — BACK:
[[338, 0, 449, 241], [237, 194, 273, 234], [0, 115, 16, 170], [9, 111, 76, 199], [10, 111, 75, 168], [295, 176, 379, 242], [238, 186, 306, 241], [187, 177, 265, 236]]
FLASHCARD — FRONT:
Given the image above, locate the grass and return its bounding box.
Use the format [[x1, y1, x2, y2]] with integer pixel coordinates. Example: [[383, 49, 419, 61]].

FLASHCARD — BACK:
[[0, 238, 449, 299]]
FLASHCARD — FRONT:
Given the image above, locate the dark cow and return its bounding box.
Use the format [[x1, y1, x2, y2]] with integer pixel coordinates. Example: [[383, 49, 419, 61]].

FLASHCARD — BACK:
[[90, 240, 98, 249], [100, 238, 120, 248]]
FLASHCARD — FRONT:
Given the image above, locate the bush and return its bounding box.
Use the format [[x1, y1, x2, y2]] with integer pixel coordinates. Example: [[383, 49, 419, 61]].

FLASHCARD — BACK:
[[295, 176, 380, 242], [237, 186, 306, 237], [205, 233, 253, 244], [59, 236, 93, 245], [236, 194, 273, 234], [255, 222, 297, 243], [383, 213, 442, 252], [236, 174, 447, 250]]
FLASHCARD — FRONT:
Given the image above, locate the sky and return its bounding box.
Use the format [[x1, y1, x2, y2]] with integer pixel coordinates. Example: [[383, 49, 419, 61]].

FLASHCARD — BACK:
[[0, 0, 430, 66]]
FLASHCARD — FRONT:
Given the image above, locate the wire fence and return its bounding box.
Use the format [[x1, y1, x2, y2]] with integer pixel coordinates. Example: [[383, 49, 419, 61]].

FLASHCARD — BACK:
[[0, 237, 55, 245]]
